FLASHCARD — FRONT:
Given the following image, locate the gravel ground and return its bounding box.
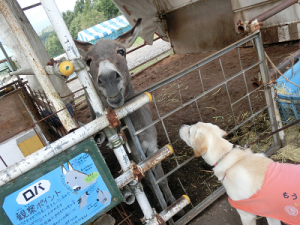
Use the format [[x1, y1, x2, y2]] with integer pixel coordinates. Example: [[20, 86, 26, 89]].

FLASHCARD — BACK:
[[67, 39, 171, 96]]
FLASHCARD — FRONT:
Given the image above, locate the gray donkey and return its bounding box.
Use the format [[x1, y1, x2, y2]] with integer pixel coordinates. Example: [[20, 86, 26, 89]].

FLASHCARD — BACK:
[[74, 19, 179, 209]]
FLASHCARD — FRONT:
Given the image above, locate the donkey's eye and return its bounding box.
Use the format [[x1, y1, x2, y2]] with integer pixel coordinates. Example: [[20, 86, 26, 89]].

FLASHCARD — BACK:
[[86, 58, 92, 67], [117, 49, 125, 56]]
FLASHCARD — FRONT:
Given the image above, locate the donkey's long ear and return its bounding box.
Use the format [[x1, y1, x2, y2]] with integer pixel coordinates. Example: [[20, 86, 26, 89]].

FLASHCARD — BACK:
[[115, 18, 142, 48], [192, 130, 207, 157], [74, 39, 93, 56]]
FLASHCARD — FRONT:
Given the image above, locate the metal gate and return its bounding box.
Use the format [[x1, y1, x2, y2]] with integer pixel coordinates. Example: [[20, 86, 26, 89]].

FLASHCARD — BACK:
[[124, 31, 282, 224]]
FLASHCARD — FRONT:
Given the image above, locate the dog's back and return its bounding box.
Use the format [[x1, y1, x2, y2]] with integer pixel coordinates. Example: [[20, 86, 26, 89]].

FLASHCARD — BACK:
[[229, 162, 300, 224]]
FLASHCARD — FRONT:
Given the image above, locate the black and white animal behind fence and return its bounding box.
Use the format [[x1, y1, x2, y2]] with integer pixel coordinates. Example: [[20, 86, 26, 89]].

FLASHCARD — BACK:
[[73, 19, 180, 217]]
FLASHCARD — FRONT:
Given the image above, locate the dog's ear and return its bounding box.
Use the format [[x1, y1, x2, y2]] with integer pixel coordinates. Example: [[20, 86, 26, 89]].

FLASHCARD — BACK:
[[192, 130, 207, 157], [221, 130, 227, 137]]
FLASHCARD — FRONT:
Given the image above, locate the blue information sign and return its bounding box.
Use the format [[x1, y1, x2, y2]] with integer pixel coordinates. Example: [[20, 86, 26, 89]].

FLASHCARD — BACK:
[[3, 153, 112, 225]]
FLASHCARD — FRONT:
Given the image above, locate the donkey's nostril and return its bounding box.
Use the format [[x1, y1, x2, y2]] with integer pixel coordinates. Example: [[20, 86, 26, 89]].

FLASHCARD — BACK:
[[116, 72, 121, 80], [98, 77, 103, 85]]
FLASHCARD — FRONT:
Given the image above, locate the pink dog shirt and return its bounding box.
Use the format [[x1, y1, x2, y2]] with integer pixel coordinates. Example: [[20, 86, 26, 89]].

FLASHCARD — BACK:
[[228, 162, 300, 225]]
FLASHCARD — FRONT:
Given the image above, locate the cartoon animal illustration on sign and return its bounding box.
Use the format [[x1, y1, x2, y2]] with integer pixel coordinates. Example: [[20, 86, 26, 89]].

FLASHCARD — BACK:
[[78, 191, 89, 209], [96, 188, 111, 206], [61, 162, 96, 192]]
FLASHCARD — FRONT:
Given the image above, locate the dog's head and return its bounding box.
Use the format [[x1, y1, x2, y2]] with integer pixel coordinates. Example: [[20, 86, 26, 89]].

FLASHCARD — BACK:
[[179, 122, 228, 163]]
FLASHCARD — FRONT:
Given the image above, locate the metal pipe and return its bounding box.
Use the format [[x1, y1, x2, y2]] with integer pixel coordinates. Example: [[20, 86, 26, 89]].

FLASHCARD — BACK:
[[0, 92, 152, 187], [0, 0, 77, 132], [114, 145, 173, 189], [127, 36, 160, 54], [269, 48, 300, 79], [146, 195, 190, 225], [124, 116, 170, 215], [159, 195, 190, 222], [174, 187, 225, 225], [254, 32, 281, 147], [112, 143, 131, 171], [0, 156, 8, 168], [103, 112, 156, 221], [249, 0, 299, 24], [0, 41, 22, 84], [40, 0, 105, 117], [121, 185, 135, 205], [130, 180, 154, 221], [233, 0, 282, 13], [22, 2, 41, 11]]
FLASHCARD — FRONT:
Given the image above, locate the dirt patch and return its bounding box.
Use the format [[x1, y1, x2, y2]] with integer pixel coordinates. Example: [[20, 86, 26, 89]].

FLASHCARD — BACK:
[[76, 41, 299, 224]]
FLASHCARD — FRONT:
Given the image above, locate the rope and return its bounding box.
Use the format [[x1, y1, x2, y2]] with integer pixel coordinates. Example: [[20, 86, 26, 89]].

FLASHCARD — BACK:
[[246, 53, 300, 147], [265, 52, 300, 89]]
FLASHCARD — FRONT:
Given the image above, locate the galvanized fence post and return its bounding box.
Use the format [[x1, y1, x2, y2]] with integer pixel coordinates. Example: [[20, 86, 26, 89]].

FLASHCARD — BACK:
[[123, 115, 173, 224], [254, 32, 282, 152]]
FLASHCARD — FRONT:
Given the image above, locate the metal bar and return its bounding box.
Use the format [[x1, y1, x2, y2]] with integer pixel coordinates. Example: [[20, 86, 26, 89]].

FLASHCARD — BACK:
[[198, 69, 205, 92], [269, 48, 300, 79], [227, 105, 269, 135], [0, 80, 20, 91], [130, 49, 172, 73], [271, 88, 286, 145], [135, 60, 262, 136], [18, 93, 49, 145], [115, 145, 173, 189], [194, 100, 203, 121], [235, 130, 241, 145], [233, 0, 281, 13], [152, 96, 172, 145], [123, 116, 170, 213], [177, 178, 194, 207], [174, 186, 226, 225], [164, 0, 202, 14], [0, 41, 22, 84], [249, 0, 299, 23], [127, 36, 160, 54], [0, 42, 16, 70], [40, 0, 104, 118], [0, 156, 8, 168], [231, 81, 264, 107], [155, 156, 196, 185], [22, 2, 41, 11], [158, 196, 190, 223], [0, 0, 77, 132], [219, 56, 237, 127], [254, 33, 281, 147], [0, 92, 151, 186], [265, 144, 281, 156], [246, 114, 300, 147]]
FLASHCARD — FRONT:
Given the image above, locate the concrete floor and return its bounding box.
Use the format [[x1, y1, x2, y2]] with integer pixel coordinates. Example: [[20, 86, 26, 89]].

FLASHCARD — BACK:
[[187, 194, 270, 225]]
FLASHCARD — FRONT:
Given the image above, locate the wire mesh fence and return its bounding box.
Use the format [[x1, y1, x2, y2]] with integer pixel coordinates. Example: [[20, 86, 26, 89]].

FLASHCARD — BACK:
[[26, 85, 84, 138], [124, 31, 281, 224]]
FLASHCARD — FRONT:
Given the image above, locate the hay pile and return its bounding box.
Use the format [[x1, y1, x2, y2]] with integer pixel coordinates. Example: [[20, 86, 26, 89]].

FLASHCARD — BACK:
[[226, 110, 300, 162], [271, 124, 300, 163], [227, 112, 273, 153]]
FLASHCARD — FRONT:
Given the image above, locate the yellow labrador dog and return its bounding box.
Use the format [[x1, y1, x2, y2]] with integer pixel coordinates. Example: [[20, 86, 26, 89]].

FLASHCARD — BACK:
[[179, 122, 300, 225]]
